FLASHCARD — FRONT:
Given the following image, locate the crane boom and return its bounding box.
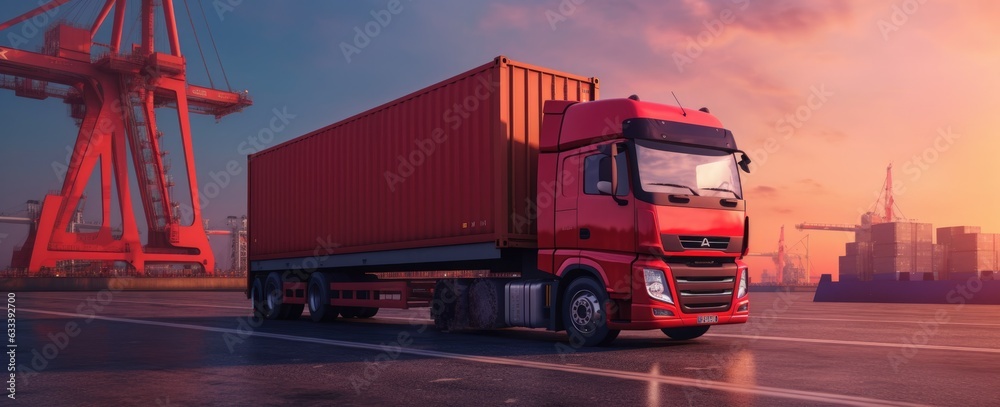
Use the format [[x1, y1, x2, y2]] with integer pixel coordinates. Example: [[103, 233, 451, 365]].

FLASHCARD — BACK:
[[795, 223, 860, 232], [0, 0, 250, 273]]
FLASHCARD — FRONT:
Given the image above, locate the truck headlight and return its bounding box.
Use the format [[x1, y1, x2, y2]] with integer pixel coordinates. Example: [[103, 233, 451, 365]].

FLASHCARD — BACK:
[[643, 268, 673, 304], [738, 268, 748, 298]]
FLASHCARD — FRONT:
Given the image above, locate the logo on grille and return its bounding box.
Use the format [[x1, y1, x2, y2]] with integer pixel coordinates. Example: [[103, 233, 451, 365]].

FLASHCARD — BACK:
[[679, 236, 730, 250]]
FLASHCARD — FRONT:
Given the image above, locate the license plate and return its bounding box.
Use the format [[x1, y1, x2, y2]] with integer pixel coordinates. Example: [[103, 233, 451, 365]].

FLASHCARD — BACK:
[[697, 315, 718, 324]]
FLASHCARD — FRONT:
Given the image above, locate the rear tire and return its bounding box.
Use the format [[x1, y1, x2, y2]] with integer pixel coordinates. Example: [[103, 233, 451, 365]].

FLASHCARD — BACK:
[[264, 272, 303, 320], [250, 276, 266, 318], [307, 272, 337, 322], [661, 325, 710, 340], [562, 277, 620, 347], [263, 272, 287, 320]]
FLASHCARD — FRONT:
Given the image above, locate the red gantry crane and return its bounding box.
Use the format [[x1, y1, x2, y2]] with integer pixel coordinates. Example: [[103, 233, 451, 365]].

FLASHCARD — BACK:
[[0, 0, 250, 273], [796, 164, 901, 234]]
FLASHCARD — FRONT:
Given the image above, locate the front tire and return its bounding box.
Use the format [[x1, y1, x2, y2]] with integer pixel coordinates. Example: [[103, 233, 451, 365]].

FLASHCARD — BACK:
[[562, 277, 620, 347], [661, 325, 710, 340]]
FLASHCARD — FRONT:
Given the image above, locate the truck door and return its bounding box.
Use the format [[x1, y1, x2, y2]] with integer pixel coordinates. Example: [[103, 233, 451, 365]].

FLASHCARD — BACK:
[[576, 146, 636, 255], [554, 153, 582, 249]]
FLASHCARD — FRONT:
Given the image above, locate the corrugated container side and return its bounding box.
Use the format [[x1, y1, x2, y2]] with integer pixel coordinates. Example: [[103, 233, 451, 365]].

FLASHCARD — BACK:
[[948, 251, 999, 273], [249, 57, 598, 260], [855, 229, 872, 244], [872, 242, 933, 258], [950, 233, 997, 252], [839, 255, 858, 281], [871, 222, 932, 244], [937, 226, 981, 241]]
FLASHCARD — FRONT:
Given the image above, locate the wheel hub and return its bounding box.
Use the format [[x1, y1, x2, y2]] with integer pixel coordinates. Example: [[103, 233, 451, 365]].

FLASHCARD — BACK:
[[570, 291, 600, 333], [308, 288, 321, 312]]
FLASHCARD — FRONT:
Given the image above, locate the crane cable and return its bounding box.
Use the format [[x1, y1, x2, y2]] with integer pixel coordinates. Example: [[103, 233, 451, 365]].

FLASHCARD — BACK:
[[181, 0, 215, 89], [195, 0, 232, 91]]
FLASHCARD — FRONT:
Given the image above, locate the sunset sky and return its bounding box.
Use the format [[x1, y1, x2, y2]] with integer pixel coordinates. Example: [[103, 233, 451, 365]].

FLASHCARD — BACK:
[[1, 0, 998, 278]]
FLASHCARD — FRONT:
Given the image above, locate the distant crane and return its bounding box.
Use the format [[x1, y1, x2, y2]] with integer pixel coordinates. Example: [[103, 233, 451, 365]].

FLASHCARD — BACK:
[[0, 1, 251, 273], [204, 215, 248, 273], [796, 164, 906, 235], [746, 225, 811, 284]]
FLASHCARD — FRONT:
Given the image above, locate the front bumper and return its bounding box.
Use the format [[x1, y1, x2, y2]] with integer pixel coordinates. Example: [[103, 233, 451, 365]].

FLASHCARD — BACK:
[[607, 258, 749, 330]]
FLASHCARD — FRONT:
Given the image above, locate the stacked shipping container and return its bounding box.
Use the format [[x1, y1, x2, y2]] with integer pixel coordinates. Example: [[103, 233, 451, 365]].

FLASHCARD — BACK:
[[838, 224, 996, 281], [939, 226, 999, 278], [870, 222, 933, 280], [839, 241, 871, 281]]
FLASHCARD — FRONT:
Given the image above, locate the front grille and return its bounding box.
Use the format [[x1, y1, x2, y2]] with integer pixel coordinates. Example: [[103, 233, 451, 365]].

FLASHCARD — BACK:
[[679, 236, 730, 250], [669, 260, 737, 313]]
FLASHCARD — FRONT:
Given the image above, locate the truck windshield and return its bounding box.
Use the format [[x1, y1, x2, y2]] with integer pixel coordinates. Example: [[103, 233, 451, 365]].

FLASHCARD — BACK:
[[634, 140, 743, 199]]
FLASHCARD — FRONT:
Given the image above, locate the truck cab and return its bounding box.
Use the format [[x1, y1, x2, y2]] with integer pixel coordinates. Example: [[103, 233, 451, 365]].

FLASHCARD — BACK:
[[537, 96, 751, 346]]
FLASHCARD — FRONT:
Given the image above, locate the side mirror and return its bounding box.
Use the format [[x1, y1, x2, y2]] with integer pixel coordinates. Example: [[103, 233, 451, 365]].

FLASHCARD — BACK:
[[738, 152, 752, 173], [596, 181, 613, 195]]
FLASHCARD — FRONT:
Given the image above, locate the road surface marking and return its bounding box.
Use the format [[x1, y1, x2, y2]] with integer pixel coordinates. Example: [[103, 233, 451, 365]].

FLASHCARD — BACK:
[[705, 333, 1000, 354], [24, 296, 247, 311], [20, 308, 927, 407], [346, 316, 1000, 355], [27, 295, 1000, 328], [775, 316, 1000, 327]]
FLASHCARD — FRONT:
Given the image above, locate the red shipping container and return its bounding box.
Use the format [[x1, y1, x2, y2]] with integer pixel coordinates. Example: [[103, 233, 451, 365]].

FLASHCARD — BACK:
[[249, 56, 599, 261]]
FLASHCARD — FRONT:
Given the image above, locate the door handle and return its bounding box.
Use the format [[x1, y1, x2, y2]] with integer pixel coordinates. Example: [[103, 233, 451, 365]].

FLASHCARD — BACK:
[[580, 228, 591, 239]]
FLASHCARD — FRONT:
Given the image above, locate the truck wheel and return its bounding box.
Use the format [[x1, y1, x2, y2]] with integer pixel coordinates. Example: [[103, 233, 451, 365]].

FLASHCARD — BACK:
[[562, 278, 620, 347], [264, 272, 303, 320], [308, 272, 337, 322], [250, 276, 266, 317], [661, 326, 710, 340], [263, 272, 287, 320], [431, 279, 459, 330]]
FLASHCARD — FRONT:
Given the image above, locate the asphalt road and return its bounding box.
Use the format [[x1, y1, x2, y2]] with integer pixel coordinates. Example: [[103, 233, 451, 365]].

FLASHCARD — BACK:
[[8, 289, 1000, 406]]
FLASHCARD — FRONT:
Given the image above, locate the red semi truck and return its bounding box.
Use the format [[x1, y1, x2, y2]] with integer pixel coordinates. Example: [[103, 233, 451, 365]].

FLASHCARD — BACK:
[[247, 56, 752, 346]]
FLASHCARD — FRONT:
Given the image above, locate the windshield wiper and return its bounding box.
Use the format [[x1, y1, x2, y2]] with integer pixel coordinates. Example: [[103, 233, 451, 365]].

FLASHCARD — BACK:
[[701, 187, 742, 199], [647, 182, 699, 196]]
